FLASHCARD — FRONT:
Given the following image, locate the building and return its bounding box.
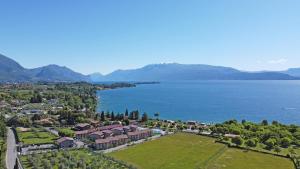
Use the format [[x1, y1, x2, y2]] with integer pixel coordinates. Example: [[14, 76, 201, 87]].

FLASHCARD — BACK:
[[112, 127, 124, 136], [102, 130, 113, 138], [123, 126, 130, 133], [57, 137, 74, 148], [127, 129, 152, 141], [93, 135, 129, 150], [88, 131, 104, 141], [224, 134, 240, 138], [187, 121, 198, 126], [98, 124, 122, 131], [129, 125, 138, 132], [74, 123, 91, 131], [75, 130, 90, 139], [94, 138, 111, 150]]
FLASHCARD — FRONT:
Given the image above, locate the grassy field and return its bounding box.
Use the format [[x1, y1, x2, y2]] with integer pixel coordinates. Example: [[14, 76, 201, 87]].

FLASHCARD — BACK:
[[20, 149, 130, 169], [109, 133, 295, 169], [207, 148, 294, 169], [17, 127, 58, 145], [110, 133, 226, 169]]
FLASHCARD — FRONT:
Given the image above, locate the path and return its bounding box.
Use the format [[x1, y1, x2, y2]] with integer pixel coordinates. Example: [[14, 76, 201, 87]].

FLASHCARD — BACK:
[[6, 128, 17, 169]]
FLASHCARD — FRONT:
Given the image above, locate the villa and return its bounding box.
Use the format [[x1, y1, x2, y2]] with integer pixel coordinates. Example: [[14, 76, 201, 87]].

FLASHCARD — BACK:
[[112, 127, 124, 135], [93, 135, 129, 150], [88, 131, 104, 141], [74, 123, 91, 131], [75, 130, 90, 139], [127, 129, 152, 141], [57, 137, 74, 148], [102, 130, 113, 138]]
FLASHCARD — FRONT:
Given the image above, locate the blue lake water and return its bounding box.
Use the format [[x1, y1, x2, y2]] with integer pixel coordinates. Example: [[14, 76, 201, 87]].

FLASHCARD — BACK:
[[97, 81, 300, 124]]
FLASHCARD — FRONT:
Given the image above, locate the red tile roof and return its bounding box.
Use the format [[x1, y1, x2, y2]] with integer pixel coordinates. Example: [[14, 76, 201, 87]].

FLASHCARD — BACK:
[[89, 131, 103, 136], [98, 124, 122, 131], [57, 137, 73, 144], [95, 135, 128, 144], [127, 129, 151, 136]]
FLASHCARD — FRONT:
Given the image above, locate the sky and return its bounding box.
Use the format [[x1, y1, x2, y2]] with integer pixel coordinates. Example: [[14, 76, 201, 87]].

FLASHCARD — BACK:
[[0, 0, 300, 75]]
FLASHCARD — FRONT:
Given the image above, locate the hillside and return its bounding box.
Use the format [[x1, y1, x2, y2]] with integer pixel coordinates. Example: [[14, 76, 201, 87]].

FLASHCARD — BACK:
[[0, 54, 87, 82], [282, 68, 300, 77], [102, 63, 297, 81]]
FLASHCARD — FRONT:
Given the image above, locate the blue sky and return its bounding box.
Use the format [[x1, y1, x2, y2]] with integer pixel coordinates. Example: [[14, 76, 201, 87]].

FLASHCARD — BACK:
[[0, 0, 299, 75]]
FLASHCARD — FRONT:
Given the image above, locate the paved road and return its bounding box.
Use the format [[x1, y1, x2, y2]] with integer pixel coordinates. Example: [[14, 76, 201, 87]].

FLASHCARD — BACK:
[[6, 128, 17, 169], [44, 127, 59, 136]]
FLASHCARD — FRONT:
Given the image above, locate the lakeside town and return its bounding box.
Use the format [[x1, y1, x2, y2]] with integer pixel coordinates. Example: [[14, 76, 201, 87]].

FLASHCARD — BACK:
[[0, 82, 300, 169]]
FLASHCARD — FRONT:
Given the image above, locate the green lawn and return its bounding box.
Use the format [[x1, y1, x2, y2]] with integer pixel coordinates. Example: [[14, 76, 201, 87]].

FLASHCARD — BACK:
[[17, 127, 58, 145], [207, 148, 294, 169], [20, 149, 130, 169], [109, 133, 295, 169], [110, 133, 226, 169]]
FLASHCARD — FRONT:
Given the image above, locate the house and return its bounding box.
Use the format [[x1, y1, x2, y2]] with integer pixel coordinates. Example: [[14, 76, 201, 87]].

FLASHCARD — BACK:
[[94, 138, 111, 150], [75, 130, 90, 139], [57, 137, 74, 148], [93, 135, 129, 150], [110, 135, 128, 147], [74, 123, 91, 131], [123, 126, 131, 133], [224, 134, 240, 138], [112, 127, 124, 136], [88, 131, 104, 141], [98, 124, 122, 131], [102, 130, 113, 138], [129, 125, 138, 132], [187, 121, 198, 126], [89, 119, 100, 127], [127, 129, 152, 141]]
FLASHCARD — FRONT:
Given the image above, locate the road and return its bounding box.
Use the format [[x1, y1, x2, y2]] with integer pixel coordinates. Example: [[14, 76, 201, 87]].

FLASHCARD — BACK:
[[6, 128, 17, 169], [44, 127, 59, 136]]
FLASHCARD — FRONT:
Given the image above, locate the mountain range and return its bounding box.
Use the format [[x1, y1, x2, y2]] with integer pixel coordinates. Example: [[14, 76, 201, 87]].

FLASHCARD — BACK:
[[0, 53, 299, 82], [0, 54, 87, 82]]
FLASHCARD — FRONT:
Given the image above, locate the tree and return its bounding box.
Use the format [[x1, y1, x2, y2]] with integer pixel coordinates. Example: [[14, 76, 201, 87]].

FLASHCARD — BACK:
[[141, 113, 148, 122], [265, 138, 277, 150], [262, 120, 268, 126], [272, 121, 279, 126], [154, 112, 160, 120], [231, 136, 243, 146], [274, 146, 281, 154], [111, 111, 115, 121], [245, 138, 257, 147], [100, 111, 105, 121], [105, 111, 110, 118], [280, 137, 291, 148]]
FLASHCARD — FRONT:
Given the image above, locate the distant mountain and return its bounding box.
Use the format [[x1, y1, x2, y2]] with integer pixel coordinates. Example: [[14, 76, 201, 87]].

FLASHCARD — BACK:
[[102, 63, 297, 81], [0, 54, 31, 82], [88, 73, 105, 82], [282, 68, 300, 77], [0, 54, 88, 82], [0, 54, 299, 82], [30, 65, 88, 82]]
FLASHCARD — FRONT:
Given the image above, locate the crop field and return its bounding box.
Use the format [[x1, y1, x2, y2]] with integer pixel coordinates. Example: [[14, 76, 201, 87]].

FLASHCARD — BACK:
[[17, 127, 58, 145], [109, 133, 294, 169], [20, 149, 131, 169]]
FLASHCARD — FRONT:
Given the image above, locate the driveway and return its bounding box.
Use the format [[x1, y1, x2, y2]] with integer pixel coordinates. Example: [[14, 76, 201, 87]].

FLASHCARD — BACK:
[[6, 128, 17, 169]]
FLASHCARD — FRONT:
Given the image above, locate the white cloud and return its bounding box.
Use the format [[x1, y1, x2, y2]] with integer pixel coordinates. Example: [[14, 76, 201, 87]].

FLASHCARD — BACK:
[[268, 58, 287, 64]]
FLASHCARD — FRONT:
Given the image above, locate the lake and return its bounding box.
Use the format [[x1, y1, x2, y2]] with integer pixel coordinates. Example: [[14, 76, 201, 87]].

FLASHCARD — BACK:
[[97, 81, 300, 124]]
